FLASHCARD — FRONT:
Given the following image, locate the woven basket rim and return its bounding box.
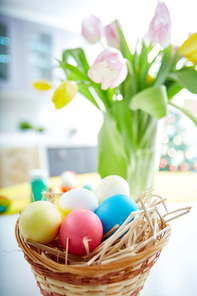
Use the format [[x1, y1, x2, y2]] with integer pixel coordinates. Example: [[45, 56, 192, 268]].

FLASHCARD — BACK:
[[15, 217, 171, 277]]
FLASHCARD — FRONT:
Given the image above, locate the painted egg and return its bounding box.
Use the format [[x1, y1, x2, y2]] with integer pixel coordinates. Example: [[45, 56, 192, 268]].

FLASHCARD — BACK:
[[83, 181, 95, 191], [60, 170, 77, 192], [95, 194, 138, 237], [59, 188, 99, 218], [59, 209, 103, 256], [94, 175, 130, 203]]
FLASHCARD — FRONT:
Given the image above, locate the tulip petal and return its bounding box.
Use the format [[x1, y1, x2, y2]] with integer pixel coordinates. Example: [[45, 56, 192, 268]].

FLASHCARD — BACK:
[[187, 51, 197, 64], [104, 20, 122, 50], [32, 79, 53, 91], [148, 1, 171, 48], [52, 81, 78, 109], [88, 48, 128, 90], [179, 32, 197, 56], [81, 14, 103, 44]]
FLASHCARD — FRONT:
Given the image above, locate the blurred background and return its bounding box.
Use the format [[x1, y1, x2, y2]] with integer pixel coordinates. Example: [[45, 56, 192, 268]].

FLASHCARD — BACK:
[[0, 0, 197, 188]]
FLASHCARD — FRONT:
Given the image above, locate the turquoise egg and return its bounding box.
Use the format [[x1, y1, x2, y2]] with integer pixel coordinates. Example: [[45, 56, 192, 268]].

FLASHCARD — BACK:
[[83, 183, 93, 191], [95, 194, 138, 237]]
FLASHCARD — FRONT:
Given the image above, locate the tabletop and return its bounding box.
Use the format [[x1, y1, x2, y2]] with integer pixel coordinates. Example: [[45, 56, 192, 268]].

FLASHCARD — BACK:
[[1, 200, 197, 296]]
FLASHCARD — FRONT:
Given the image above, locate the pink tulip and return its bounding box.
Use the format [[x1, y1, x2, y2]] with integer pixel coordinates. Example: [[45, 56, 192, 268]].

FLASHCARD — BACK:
[[104, 20, 122, 50], [81, 14, 104, 44], [148, 1, 171, 48], [88, 48, 128, 90]]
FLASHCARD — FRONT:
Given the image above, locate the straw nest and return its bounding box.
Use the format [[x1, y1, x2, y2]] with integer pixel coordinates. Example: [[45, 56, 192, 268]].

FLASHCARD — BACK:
[[15, 190, 190, 296]]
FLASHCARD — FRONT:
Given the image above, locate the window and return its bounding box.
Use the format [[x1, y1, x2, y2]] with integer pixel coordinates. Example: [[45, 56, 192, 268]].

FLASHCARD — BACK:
[[0, 24, 11, 79]]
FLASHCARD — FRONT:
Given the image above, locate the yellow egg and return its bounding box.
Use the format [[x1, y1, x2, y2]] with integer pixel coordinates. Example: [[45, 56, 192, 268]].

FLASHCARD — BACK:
[[19, 201, 62, 244]]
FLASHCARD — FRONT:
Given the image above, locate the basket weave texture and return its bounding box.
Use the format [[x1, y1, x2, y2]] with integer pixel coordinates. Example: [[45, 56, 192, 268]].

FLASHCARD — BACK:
[[15, 192, 172, 296]]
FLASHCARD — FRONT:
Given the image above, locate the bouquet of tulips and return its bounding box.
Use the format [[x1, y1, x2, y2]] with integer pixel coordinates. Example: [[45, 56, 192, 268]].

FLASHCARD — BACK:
[[38, 1, 197, 198]]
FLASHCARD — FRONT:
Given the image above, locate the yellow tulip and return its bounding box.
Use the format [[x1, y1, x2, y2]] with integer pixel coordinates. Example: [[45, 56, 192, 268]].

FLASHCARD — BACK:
[[32, 79, 53, 91], [179, 32, 197, 64], [187, 51, 197, 64], [52, 81, 78, 109], [146, 73, 155, 84]]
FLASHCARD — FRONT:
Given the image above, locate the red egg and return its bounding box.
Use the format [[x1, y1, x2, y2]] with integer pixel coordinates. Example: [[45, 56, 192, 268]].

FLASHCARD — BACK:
[[59, 209, 103, 256]]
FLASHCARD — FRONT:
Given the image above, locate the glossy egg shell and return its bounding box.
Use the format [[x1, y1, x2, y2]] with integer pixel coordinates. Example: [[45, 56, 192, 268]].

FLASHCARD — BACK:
[[59, 188, 99, 213], [94, 175, 130, 203], [95, 194, 138, 237], [59, 209, 103, 256]]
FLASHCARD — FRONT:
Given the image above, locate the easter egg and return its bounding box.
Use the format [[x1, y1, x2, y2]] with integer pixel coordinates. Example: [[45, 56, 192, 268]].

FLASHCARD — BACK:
[[83, 183, 93, 191], [19, 201, 62, 244], [95, 194, 138, 237], [83, 181, 95, 191], [59, 209, 103, 256], [59, 188, 99, 217], [94, 175, 130, 203], [60, 170, 77, 192]]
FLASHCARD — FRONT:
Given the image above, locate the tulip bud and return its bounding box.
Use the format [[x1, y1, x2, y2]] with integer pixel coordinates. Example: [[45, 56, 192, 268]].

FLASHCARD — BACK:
[[32, 79, 53, 91], [52, 81, 78, 109], [179, 32, 197, 64], [148, 1, 171, 48], [104, 20, 122, 50], [88, 48, 128, 90], [81, 14, 104, 44]]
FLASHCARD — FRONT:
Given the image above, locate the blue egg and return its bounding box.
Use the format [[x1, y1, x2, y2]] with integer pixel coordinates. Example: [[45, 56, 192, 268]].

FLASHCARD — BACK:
[[95, 194, 138, 237]]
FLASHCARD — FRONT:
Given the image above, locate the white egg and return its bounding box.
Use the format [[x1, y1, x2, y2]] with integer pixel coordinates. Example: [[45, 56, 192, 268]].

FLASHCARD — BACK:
[[94, 175, 130, 203], [60, 171, 77, 189], [59, 188, 99, 212]]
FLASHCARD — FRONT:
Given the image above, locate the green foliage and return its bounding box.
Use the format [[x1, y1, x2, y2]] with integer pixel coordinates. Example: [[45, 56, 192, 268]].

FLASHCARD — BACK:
[[18, 121, 45, 132], [19, 121, 33, 130], [56, 31, 197, 127], [129, 86, 168, 119], [169, 67, 197, 94]]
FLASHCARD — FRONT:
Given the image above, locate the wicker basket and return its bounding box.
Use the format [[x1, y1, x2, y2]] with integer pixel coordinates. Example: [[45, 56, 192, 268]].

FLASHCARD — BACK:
[[15, 191, 189, 296]]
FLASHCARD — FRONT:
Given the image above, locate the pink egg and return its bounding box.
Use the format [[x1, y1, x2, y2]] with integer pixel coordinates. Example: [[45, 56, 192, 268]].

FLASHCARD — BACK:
[[59, 209, 103, 256]]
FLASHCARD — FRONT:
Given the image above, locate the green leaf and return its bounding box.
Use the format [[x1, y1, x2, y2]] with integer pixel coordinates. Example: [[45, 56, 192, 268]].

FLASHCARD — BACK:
[[169, 67, 197, 94], [129, 85, 168, 119], [59, 61, 89, 81], [139, 42, 150, 89], [115, 20, 133, 62], [166, 80, 183, 100], [121, 74, 135, 99], [62, 48, 90, 73], [169, 102, 197, 126], [97, 111, 128, 179], [78, 83, 101, 110], [154, 46, 172, 86], [90, 83, 114, 109]]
